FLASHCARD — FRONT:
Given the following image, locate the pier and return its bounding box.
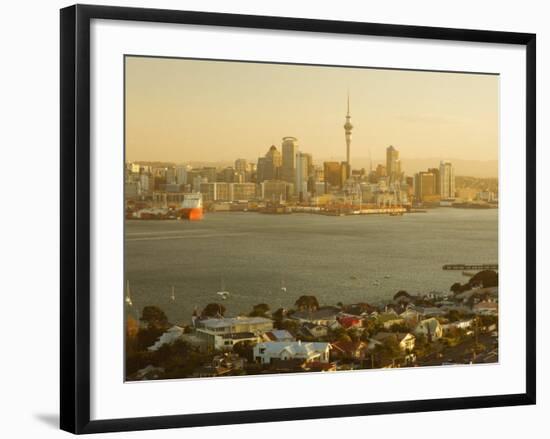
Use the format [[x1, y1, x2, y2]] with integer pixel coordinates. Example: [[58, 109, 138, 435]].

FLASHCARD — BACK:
[[442, 264, 498, 271]]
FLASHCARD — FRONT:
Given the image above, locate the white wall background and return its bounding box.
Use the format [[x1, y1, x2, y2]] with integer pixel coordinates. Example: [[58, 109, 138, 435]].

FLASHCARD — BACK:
[[0, 0, 546, 437]]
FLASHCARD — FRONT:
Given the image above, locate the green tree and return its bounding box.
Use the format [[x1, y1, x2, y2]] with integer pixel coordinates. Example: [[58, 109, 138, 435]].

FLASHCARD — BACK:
[[136, 327, 164, 351], [374, 336, 402, 367], [393, 290, 411, 301], [140, 306, 169, 331], [450, 282, 462, 294], [233, 340, 255, 362], [446, 309, 463, 322], [201, 303, 226, 318], [413, 334, 431, 358], [469, 270, 498, 288], [279, 319, 300, 335], [249, 303, 270, 317], [295, 295, 319, 311]]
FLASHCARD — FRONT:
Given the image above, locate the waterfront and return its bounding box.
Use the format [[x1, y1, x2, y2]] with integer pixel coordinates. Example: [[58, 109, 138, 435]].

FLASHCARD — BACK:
[[125, 208, 497, 324]]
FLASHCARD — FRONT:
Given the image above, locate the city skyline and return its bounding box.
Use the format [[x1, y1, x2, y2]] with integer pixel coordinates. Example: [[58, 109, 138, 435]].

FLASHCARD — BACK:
[[125, 56, 499, 174]]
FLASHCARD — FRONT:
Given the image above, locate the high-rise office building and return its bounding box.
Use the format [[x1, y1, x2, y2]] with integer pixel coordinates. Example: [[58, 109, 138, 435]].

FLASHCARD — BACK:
[[282, 137, 298, 183], [428, 167, 441, 194], [439, 160, 455, 199], [257, 145, 282, 182], [386, 145, 401, 182], [261, 180, 292, 202], [175, 165, 191, 185], [166, 167, 176, 185], [324, 161, 341, 190], [234, 158, 248, 174], [414, 171, 438, 202], [295, 152, 310, 200]]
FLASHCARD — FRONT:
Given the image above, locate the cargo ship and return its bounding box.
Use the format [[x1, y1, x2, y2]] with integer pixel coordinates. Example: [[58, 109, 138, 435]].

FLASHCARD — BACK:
[[180, 193, 204, 220]]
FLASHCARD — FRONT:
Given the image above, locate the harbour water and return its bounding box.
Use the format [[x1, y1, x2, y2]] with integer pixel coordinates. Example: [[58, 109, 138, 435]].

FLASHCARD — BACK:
[[125, 208, 498, 324]]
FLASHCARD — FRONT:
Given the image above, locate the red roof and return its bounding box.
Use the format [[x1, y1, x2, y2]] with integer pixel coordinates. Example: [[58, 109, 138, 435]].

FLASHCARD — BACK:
[[338, 316, 362, 329]]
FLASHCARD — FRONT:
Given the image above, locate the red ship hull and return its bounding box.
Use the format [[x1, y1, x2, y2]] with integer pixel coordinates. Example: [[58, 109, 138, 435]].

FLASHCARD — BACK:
[[180, 207, 203, 221]]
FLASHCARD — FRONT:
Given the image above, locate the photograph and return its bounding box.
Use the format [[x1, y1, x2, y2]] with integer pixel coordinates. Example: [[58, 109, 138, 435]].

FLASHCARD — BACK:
[[123, 55, 499, 382]]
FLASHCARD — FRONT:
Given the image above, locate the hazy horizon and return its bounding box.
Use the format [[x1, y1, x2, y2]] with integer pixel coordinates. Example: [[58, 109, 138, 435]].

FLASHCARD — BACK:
[[125, 56, 499, 176]]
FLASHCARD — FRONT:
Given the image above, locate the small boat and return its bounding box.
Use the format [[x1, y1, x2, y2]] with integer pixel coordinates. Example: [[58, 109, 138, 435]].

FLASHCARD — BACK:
[[384, 275, 391, 279], [217, 278, 230, 299], [350, 275, 358, 280], [170, 285, 176, 302], [372, 280, 380, 286], [125, 280, 133, 306]]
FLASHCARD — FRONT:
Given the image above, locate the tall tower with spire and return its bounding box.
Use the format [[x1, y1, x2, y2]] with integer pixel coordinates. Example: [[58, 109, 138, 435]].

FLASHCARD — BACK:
[[344, 92, 353, 167]]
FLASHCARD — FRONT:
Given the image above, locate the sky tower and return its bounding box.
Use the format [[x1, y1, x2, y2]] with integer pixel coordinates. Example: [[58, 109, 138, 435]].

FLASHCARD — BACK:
[[344, 93, 353, 166]]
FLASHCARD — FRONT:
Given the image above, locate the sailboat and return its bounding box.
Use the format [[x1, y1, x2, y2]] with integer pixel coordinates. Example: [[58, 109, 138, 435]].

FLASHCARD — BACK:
[[170, 285, 176, 302], [125, 280, 133, 306], [280, 275, 287, 292], [217, 278, 230, 300]]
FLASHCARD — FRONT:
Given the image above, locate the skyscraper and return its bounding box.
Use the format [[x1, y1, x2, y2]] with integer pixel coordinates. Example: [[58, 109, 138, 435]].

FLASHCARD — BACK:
[[234, 159, 248, 173], [282, 137, 298, 183], [343, 93, 353, 167], [439, 160, 455, 199], [414, 171, 437, 202], [324, 161, 342, 190], [386, 145, 400, 182], [295, 152, 310, 200], [265, 145, 282, 180]]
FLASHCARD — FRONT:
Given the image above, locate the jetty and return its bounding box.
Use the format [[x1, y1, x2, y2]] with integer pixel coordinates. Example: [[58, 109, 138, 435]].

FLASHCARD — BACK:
[[442, 264, 498, 271]]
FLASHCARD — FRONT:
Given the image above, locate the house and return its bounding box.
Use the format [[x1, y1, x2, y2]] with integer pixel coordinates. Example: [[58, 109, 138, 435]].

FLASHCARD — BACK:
[[455, 287, 498, 305], [211, 352, 246, 371], [400, 308, 421, 323], [414, 318, 443, 341], [372, 332, 416, 352], [473, 301, 498, 315], [301, 322, 329, 338], [194, 316, 273, 351], [147, 325, 184, 351], [439, 304, 473, 315], [330, 341, 369, 361], [253, 341, 331, 365], [441, 319, 474, 336], [342, 303, 377, 316], [262, 329, 295, 342], [415, 306, 446, 318], [337, 315, 363, 329], [377, 312, 405, 329], [289, 306, 341, 326]]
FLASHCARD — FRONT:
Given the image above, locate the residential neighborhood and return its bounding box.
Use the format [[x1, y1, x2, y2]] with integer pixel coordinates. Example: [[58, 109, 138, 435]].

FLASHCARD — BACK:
[[126, 270, 499, 381]]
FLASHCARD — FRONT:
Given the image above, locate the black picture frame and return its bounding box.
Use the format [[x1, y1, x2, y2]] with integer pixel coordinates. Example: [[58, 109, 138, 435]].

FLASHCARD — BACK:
[[60, 4, 536, 434]]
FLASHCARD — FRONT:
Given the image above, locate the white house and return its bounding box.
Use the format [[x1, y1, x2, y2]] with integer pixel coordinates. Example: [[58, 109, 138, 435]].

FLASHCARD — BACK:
[[441, 319, 475, 336], [195, 316, 273, 351], [253, 341, 331, 365], [414, 318, 443, 341], [400, 308, 421, 323], [473, 301, 498, 315], [262, 329, 295, 342]]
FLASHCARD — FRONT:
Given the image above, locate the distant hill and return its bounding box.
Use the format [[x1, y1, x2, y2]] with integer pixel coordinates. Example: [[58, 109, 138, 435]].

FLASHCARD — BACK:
[[132, 158, 498, 179]]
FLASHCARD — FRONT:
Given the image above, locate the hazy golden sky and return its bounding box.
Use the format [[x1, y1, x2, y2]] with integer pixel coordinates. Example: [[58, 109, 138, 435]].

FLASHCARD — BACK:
[[125, 56, 499, 167]]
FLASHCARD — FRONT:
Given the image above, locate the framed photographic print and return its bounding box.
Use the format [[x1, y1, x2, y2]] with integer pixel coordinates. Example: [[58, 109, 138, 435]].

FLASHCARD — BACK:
[[60, 4, 536, 434]]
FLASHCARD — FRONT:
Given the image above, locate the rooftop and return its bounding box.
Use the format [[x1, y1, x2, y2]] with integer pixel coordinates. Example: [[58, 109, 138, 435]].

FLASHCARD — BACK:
[[256, 341, 330, 357], [197, 316, 273, 329]]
